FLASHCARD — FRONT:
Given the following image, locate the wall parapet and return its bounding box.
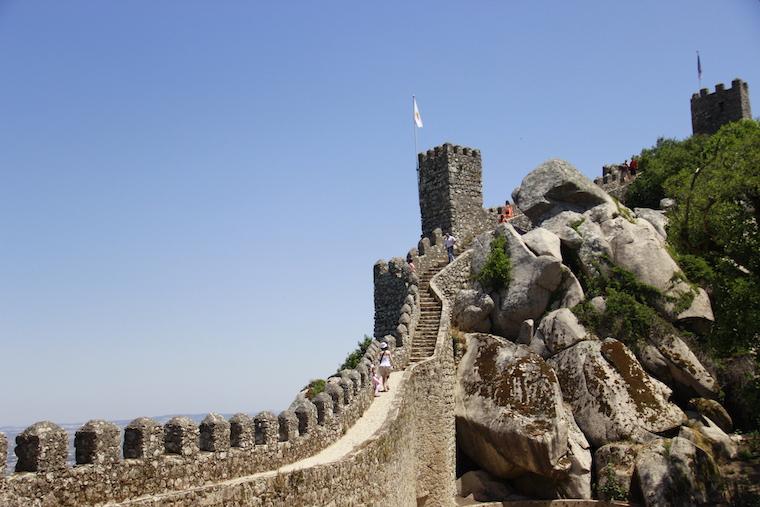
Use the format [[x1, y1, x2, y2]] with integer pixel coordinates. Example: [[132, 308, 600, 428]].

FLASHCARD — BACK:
[[0, 358, 376, 506]]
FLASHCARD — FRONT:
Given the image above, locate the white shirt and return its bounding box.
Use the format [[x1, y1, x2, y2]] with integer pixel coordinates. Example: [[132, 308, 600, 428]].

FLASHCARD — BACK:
[[444, 235, 456, 248]]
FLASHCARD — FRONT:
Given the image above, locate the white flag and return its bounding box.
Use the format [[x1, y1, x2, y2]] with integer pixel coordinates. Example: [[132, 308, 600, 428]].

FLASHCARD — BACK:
[[413, 97, 423, 128]]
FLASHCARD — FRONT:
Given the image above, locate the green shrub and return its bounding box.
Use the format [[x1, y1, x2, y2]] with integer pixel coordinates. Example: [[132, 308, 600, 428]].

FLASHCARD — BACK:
[[304, 379, 325, 400], [338, 335, 373, 372], [475, 234, 511, 291], [597, 463, 627, 501], [674, 253, 715, 288], [572, 263, 676, 349], [605, 264, 663, 307]]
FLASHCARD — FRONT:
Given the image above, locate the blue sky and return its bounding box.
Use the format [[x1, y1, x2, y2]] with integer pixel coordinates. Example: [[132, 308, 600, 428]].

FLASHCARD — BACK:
[[1, 1, 758, 427]]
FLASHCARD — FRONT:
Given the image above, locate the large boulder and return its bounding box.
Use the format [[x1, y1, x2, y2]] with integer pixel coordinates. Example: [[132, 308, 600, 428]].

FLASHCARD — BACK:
[[471, 225, 564, 338], [639, 332, 719, 399], [453, 289, 494, 333], [547, 338, 686, 447], [633, 437, 726, 507], [512, 159, 615, 223], [535, 308, 592, 356], [455, 333, 570, 480], [521, 227, 562, 260]]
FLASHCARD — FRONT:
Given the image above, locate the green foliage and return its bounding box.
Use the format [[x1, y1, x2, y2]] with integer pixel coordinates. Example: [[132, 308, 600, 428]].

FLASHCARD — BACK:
[[671, 251, 715, 288], [605, 264, 663, 307], [569, 217, 585, 233], [626, 120, 760, 359], [597, 463, 627, 501], [572, 262, 674, 349], [338, 335, 373, 372], [475, 234, 512, 291], [304, 379, 325, 400]]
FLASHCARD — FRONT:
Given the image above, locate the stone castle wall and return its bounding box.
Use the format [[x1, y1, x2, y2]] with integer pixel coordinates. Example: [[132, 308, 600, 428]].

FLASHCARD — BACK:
[[691, 78, 752, 135], [0, 243, 466, 507], [0, 228, 462, 506]]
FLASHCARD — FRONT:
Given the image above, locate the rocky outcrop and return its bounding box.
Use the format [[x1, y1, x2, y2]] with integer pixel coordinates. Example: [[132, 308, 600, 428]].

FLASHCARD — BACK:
[[471, 225, 564, 338], [456, 333, 569, 479], [548, 338, 685, 447], [512, 161, 714, 329], [450, 159, 741, 503], [511, 159, 614, 223], [634, 437, 725, 507]]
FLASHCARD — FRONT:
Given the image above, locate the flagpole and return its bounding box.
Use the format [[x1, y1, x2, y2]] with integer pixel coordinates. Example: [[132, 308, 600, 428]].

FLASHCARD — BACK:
[[413, 95, 419, 171]]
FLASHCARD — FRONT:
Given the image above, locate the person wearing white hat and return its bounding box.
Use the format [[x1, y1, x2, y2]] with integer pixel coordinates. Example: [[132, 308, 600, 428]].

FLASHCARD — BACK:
[[378, 342, 393, 391]]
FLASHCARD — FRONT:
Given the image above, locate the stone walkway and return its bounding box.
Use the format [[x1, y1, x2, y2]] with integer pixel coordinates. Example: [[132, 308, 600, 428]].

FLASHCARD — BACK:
[[120, 372, 406, 504], [279, 371, 404, 472]]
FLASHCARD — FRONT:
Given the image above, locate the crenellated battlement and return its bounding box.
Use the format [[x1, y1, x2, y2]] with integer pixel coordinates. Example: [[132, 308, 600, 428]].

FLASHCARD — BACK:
[[0, 355, 378, 505], [417, 142, 481, 166], [691, 78, 752, 135]]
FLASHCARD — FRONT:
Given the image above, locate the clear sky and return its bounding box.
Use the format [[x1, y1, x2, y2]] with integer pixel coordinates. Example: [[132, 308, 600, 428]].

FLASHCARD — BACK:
[[1, 1, 758, 427]]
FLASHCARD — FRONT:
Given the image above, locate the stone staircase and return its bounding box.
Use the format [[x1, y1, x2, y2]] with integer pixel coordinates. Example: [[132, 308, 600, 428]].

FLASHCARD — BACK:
[[409, 261, 447, 363]]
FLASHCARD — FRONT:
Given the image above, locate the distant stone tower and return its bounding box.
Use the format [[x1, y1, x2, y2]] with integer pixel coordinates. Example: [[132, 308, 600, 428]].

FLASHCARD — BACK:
[[417, 143, 487, 241], [691, 78, 752, 135]]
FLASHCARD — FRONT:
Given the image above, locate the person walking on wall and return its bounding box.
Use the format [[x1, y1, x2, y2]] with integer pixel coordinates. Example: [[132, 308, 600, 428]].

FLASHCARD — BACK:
[[378, 342, 393, 391], [444, 232, 457, 263], [370, 365, 383, 397], [406, 252, 416, 273]]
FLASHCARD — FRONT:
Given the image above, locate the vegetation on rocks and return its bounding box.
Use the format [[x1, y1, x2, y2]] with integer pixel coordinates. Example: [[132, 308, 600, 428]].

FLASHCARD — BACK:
[[304, 379, 326, 400], [626, 119, 760, 429], [572, 262, 672, 349], [597, 463, 627, 501], [475, 234, 511, 291]]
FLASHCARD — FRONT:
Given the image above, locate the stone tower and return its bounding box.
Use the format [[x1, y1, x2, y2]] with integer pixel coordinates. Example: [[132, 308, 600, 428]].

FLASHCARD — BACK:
[[417, 143, 487, 241], [691, 78, 752, 135]]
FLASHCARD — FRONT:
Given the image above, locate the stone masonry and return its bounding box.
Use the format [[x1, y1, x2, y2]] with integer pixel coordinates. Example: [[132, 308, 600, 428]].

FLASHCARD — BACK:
[[691, 78, 752, 135], [418, 143, 494, 244]]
